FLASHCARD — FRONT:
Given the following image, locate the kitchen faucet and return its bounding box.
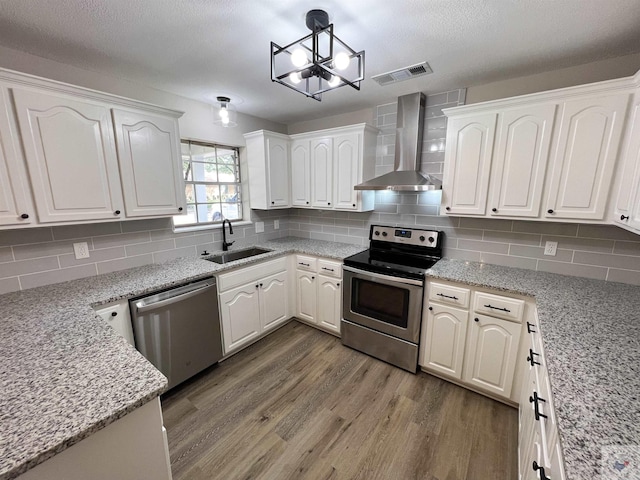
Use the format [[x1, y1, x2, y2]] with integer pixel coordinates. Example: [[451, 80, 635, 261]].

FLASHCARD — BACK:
[[222, 219, 234, 251]]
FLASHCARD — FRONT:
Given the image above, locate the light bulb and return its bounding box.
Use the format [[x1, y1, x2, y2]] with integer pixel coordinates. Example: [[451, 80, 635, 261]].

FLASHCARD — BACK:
[[334, 52, 350, 70], [219, 106, 229, 119], [291, 48, 308, 67], [289, 72, 302, 84], [222, 116, 230, 125], [328, 75, 341, 87]]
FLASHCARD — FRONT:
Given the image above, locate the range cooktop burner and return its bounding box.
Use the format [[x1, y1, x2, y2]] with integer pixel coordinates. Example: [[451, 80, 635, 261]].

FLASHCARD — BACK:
[[343, 225, 444, 281]]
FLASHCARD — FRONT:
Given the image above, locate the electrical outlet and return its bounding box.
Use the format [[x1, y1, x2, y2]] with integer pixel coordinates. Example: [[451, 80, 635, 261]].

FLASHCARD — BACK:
[[274, 219, 280, 230], [544, 241, 558, 256], [73, 242, 90, 259], [255, 221, 264, 233]]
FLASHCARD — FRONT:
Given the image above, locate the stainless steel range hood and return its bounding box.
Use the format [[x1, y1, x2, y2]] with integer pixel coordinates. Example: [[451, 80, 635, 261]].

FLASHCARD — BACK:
[[354, 92, 442, 191]]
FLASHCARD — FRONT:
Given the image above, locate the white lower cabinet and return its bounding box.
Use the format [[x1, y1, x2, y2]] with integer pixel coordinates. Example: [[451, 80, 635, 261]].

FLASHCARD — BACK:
[[217, 257, 289, 354], [294, 255, 342, 335], [421, 279, 526, 402], [93, 300, 135, 346]]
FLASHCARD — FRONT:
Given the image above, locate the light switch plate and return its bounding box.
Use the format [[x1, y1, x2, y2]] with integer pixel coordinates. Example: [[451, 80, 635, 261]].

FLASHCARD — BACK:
[[274, 219, 280, 230], [255, 221, 264, 233], [73, 242, 90, 259], [544, 241, 558, 256]]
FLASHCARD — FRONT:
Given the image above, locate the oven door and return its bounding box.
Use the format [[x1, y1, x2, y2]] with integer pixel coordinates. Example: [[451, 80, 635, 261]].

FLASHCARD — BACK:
[[342, 266, 424, 343]]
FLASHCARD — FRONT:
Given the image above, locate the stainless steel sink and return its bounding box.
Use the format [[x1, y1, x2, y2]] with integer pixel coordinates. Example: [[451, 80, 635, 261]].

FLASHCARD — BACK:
[[205, 247, 272, 264]]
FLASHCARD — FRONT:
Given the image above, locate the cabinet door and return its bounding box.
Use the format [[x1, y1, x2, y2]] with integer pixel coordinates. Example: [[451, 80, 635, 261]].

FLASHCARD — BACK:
[[295, 270, 316, 323], [260, 271, 289, 332], [266, 136, 290, 207], [421, 304, 468, 379], [112, 109, 184, 217], [12, 88, 124, 223], [0, 88, 32, 226], [94, 301, 135, 347], [333, 133, 360, 210], [545, 93, 629, 220], [317, 275, 341, 334], [489, 104, 556, 217], [614, 92, 640, 232], [311, 138, 333, 208], [219, 282, 261, 353], [290, 140, 311, 207], [441, 113, 497, 215], [463, 314, 521, 398]]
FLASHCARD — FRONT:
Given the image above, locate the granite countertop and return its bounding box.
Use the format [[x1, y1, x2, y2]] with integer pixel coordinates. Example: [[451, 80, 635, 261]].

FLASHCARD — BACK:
[[0, 237, 365, 480], [427, 258, 640, 480]]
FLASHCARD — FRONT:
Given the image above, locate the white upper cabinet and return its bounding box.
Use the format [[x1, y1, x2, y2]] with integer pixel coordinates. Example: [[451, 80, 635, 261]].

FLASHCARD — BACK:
[[0, 88, 33, 226], [614, 83, 640, 233], [489, 104, 556, 217], [441, 113, 497, 215], [112, 109, 184, 217], [12, 87, 124, 223], [545, 93, 629, 220], [333, 133, 360, 210], [245, 130, 290, 209], [290, 139, 311, 207], [311, 137, 333, 208], [443, 74, 637, 227]]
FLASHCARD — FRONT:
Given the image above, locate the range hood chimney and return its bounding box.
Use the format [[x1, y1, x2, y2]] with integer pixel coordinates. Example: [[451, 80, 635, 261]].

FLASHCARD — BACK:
[[354, 92, 442, 191]]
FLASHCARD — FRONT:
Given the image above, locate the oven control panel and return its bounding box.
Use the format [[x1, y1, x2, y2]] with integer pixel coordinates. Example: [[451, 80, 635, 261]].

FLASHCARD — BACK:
[[370, 225, 440, 247]]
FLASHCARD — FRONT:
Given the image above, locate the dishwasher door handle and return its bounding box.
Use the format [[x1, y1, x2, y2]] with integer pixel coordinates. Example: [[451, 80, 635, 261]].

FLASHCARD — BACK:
[[136, 284, 214, 313]]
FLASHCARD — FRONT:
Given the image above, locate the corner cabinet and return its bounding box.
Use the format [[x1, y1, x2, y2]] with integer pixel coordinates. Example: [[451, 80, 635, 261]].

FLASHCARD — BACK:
[[0, 68, 185, 230], [442, 74, 635, 224], [245, 130, 291, 209], [245, 124, 377, 212]]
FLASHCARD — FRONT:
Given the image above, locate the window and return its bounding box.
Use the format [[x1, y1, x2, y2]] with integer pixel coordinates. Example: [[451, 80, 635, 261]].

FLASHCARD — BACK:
[[173, 140, 243, 228]]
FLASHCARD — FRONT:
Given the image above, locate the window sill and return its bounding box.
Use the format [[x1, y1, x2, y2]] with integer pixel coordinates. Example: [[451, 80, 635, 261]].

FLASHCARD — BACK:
[[173, 220, 253, 234]]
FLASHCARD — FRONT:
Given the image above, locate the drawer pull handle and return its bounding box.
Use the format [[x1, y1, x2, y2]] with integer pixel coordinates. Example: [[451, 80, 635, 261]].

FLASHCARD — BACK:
[[621, 215, 629, 221], [437, 293, 459, 300], [322, 267, 335, 272], [527, 349, 540, 366], [484, 304, 510, 312], [299, 262, 310, 267], [532, 461, 551, 480], [527, 321, 536, 334], [529, 391, 548, 421]]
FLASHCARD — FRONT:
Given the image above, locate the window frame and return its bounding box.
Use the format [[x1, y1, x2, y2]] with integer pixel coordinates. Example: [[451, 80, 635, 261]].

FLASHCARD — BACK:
[[173, 139, 243, 229]]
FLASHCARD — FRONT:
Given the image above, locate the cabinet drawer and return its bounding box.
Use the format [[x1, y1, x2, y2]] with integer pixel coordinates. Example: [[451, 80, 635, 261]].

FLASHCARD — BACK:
[[428, 282, 470, 308], [473, 291, 524, 322], [295, 254, 317, 272], [217, 257, 287, 292], [317, 259, 342, 278]]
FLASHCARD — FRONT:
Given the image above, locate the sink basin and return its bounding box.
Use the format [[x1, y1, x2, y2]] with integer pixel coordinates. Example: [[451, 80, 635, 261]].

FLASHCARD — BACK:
[[206, 247, 273, 264]]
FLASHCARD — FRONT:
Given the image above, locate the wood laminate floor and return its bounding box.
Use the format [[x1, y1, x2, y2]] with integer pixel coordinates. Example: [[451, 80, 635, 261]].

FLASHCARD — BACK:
[[161, 321, 518, 480]]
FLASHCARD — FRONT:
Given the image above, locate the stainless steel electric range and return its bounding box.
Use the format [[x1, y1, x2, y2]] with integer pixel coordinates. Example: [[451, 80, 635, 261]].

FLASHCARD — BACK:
[[341, 225, 444, 372]]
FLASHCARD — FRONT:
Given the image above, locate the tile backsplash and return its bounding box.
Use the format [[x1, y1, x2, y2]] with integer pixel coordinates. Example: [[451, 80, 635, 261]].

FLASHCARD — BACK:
[[2, 88, 640, 293]]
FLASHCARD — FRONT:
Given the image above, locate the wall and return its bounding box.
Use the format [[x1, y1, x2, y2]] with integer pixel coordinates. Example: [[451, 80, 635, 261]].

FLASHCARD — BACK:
[[0, 211, 288, 294], [466, 52, 640, 104], [287, 108, 375, 135]]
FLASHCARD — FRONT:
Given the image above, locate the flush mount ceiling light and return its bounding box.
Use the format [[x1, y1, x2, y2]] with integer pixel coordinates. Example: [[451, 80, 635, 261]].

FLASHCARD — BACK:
[[271, 9, 365, 101], [213, 96, 237, 127]]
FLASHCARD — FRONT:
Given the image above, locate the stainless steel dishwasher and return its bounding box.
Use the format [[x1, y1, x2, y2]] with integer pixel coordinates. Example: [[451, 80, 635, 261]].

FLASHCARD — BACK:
[[129, 277, 222, 390]]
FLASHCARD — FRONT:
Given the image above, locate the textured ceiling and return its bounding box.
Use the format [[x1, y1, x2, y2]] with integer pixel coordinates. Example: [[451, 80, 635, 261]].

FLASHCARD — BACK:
[[0, 0, 639, 124]]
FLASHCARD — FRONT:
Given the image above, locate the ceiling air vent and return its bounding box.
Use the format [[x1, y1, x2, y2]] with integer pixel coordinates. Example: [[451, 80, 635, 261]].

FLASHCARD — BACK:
[[371, 62, 433, 86]]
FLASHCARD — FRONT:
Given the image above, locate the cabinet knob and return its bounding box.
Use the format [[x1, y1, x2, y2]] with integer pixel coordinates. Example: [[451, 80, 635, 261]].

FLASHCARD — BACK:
[[311, 276, 315, 280], [114, 210, 121, 215], [336, 282, 340, 287], [260, 283, 263, 287], [491, 208, 497, 213], [111, 311, 117, 317], [428, 306, 433, 311], [547, 209, 554, 214], [306, 201, 309, 205], [474, 317, 479, 322], [256, 284, 259, 289], [532, 461, 550, 480], [271, 201, 275, 205], [178, 207, 183, 212], [20, 213, 29, 219], [328, 202, 331, 206], [621, 215, 629, 221], [352, 203, 356, 207], [445, 206, 451, 211]]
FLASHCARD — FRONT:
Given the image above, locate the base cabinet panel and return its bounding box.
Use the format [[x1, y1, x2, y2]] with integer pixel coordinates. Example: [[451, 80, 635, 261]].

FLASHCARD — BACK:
[[296, 271, 317, 323], [463, 314, 521, 398], [219, 283, 262, 353], [317, 276, 341, 334], [421, 304, 468, 380], [260, 271, 289, 332]]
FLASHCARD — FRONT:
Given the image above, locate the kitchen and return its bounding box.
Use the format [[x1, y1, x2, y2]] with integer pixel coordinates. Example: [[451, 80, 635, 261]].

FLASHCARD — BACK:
[[1, 1, 640, 479]]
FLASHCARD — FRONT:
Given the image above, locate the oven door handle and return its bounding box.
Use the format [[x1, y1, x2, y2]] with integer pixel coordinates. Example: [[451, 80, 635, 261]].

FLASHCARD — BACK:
[[343, 266, 423, 287]]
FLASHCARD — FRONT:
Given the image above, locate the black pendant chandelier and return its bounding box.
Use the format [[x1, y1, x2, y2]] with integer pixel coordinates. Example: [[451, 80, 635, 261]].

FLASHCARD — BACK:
[[271, 9, 365, 101]]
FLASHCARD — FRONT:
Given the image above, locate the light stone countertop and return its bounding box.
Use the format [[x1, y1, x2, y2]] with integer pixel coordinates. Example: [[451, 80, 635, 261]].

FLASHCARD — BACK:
[[427, 258, 640, 480], [0, 237, 365, 480]]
